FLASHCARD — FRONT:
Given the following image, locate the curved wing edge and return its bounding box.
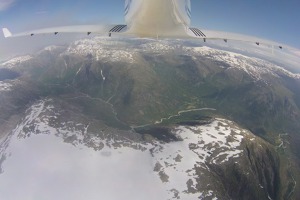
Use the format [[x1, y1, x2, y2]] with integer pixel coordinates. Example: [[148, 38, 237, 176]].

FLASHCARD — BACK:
[[2, 25, 128, 38], [187, 28, 284, 50]]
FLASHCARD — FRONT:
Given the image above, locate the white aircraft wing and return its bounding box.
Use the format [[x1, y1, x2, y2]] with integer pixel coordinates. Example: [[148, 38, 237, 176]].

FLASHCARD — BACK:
[[2, 24, 128, 38], [188, 28, 284, 49], [2, 24, 285, 50]]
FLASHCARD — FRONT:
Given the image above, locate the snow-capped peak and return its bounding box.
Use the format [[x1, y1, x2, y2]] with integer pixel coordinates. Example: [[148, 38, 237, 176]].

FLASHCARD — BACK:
[[1, 55, 32, 68], [185, 46, 300, 81], [64, 37, 136, 63]]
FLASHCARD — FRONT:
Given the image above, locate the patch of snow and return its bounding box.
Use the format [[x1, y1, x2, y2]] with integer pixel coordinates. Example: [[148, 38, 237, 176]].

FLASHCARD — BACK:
[[0, 133, 166, 200], [65, 38, 135, 63], [268, 195, 273, 200], [140, 41, 175, 53], [1, 55, 32, 68], [75, 67, 81, 75], [44, 46, 59, 51], [0, 81, 13, 92], [101, 70, 106, 81]]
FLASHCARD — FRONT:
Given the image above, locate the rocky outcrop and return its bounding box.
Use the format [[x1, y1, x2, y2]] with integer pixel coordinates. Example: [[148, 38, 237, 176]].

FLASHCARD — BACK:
[[207, 139, 280, 200]]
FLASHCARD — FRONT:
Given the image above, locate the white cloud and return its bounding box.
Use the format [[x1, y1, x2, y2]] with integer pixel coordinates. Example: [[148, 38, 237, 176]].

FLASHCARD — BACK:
[[292, 49, 300, 57], [0, 0, 15, 11]]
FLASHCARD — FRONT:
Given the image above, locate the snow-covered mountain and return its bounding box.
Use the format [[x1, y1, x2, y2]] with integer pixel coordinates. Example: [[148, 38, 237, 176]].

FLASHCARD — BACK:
[[1, 55, 32, 68], [0, 98, 275, 200], [185, 46, 300, 81]]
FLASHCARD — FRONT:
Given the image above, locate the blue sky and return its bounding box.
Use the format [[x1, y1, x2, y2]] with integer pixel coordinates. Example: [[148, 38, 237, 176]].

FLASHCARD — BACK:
[[0, 0, 300, 49]]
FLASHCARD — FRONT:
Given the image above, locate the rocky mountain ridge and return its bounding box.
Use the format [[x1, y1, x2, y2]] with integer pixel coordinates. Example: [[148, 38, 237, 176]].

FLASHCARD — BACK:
[[2, 37, 299, 81]]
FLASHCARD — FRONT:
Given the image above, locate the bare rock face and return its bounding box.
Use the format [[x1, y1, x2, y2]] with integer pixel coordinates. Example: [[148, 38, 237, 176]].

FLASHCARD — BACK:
[[207, 138, 280, 200]]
